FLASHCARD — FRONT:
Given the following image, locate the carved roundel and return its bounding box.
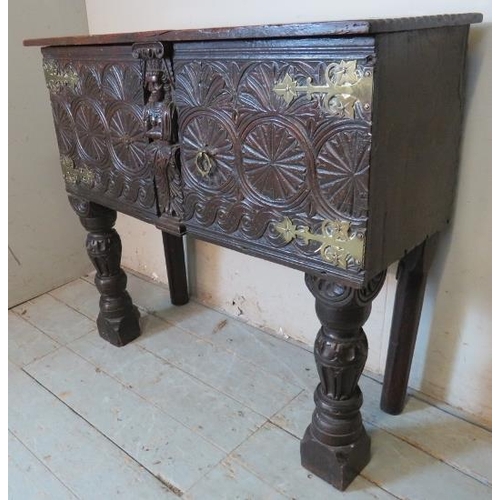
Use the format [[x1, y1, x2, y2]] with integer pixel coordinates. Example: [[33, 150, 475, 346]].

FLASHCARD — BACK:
[[51, 97, 76, 156], [180, 111, 238, 192], [108, 102, 148, 176], [73, 98, 109, 165], [314, 122, 371, 220], [240, 116, 311, 206]]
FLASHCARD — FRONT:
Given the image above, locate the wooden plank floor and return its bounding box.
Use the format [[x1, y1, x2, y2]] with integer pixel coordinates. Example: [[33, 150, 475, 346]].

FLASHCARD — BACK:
[[9, 271, 492, 499]]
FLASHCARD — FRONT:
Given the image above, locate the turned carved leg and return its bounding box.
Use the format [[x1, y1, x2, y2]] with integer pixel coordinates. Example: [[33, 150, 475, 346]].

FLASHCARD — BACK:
[[301, 271, 386, 491], [68, 195, 140, 346], [380, 236, 438, 414], [161, 231, 189, 306]]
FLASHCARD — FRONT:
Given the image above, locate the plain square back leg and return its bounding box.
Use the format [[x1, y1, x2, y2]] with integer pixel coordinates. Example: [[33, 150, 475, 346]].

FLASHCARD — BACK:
[[161, 231, 189, 306], [380, 236, 438, 414]]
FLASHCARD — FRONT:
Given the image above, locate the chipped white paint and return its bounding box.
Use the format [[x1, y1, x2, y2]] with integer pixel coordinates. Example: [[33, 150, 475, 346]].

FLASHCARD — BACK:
[[9, 432, 77, 500], [9, 276, 492, 498], [8, 312, 60, 367], [9, 362, 177, 499], [24, 348, 225, 492]]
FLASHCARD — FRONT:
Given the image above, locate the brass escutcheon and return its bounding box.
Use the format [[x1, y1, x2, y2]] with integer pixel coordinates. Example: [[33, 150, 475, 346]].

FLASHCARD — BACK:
[[195, 151, 215, 177]]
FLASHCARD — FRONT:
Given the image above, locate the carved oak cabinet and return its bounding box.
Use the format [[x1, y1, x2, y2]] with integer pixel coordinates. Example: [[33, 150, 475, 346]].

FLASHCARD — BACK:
[[25, 14, 481, 491]]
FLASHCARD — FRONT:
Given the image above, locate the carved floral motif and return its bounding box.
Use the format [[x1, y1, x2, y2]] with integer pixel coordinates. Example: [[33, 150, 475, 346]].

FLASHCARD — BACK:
[[108, 104, 147, 174], [241, 121, 307, 203], [51, 99, 75, 155], [74, 100, 108, 163], [181, 113, 237, 191], [175, 52, 373, 274], [315, 125, 371, 219], [44, 53, 157, 214]]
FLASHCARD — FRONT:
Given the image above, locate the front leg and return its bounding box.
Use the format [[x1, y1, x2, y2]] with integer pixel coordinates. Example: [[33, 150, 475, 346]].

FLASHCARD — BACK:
[[301, 271, 386, 491], [68, 195, 140, 346]]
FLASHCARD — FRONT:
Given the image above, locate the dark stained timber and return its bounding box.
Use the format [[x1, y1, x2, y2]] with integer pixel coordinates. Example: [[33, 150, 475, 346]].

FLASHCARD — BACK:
[[302, 271, 386, 490], [68, 195, 141, 346], [161, 232, 189, 306], [24, 14, 482, 47], [26, 15, 482, 491], [380, 236, 438, 414]]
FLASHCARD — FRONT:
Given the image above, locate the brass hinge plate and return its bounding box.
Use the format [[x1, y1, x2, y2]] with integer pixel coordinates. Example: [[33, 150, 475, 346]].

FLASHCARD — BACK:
[[275, 217, 365, 269], [43, 60, 79, 94], [273, 60, 373, 119]]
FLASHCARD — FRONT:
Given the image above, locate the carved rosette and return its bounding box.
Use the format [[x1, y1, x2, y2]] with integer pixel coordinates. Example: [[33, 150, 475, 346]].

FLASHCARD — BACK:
[[181, 112, 238, 193], [175, 45, 373, 276], [73, 99, 109, 165], [314, 122, 371, 220], [43, 51, 156, 215], [240, 118, 309, 206], [51, 98, 76, 156], [108, 103, 148, 175]]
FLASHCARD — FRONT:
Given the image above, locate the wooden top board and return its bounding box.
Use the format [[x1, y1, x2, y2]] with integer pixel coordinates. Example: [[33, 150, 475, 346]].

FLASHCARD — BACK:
[[24, 13, 482, 47]]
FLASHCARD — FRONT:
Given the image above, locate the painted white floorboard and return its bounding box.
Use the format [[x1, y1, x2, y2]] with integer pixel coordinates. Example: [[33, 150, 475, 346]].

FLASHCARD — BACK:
[[68, 331, 266, 452], [364, 424, 491, 500], [49, 279, 100, 320], [185, 457, 288, 500], [231, 422, 395, 500], [155, 300, 319, 391], [24, 348, 225, 493], [9, 432, 78, 500], [8, 311, 60, 367], [137, 314, 303, 418], [270, 390, 491, 499], [9, 272, 492, 500], [9, 362, 176, 499], [360, 376, 492, 486], [13, 293, 95, 345]]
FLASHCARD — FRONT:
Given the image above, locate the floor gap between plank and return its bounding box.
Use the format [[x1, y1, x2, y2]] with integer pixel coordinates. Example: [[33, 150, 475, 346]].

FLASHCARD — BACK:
[[62, 341, 230, 454], [364, 419, 492, 487], [19, 368, 187, 496]]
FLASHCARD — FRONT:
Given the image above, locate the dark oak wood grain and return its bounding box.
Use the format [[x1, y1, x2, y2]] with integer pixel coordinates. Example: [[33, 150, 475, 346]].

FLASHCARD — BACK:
[[174, 37, 374, 286], [301, 271, 386, 490], [68, 195, 141, 346], [26, 15, 482, 491], [365, 25, 471, 278], [380, 236, 438, 414], [162, 232, 189, 306], [24, 13, 481, 47]]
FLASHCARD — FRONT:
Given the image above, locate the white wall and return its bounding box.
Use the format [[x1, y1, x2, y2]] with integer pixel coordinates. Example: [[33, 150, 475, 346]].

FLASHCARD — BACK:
[[9, 0, 92, 307], [85, 0, 492, 427]]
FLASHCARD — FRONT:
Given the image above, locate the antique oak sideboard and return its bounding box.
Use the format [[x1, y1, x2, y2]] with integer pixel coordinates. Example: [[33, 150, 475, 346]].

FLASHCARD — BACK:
[[25, 14, 481, 491]]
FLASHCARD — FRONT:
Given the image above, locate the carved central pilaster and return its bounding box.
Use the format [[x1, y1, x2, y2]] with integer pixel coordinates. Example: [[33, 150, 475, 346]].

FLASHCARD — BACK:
[[132, 42, 184, 225]]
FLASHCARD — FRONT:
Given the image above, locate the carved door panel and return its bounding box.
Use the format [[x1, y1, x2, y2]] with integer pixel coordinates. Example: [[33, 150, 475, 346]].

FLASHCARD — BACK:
[[42, 44, 175, 223], [174, 38, 375, 282]]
